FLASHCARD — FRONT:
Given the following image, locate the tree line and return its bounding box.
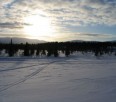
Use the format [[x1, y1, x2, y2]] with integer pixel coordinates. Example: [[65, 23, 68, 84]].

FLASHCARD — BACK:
[[0, 39, 116, 57]]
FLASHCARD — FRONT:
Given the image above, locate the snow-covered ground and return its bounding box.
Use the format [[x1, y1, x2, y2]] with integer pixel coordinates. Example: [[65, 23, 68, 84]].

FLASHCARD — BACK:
[[0, 54, 116, 102]]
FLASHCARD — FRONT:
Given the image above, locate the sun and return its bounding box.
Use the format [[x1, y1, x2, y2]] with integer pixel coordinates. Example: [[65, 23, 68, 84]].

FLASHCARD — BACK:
[[23, 14, 54, 39]]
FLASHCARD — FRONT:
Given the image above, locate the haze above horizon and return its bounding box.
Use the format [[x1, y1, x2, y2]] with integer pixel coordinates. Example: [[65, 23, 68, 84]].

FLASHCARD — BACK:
[[0, 0, 116, 41]]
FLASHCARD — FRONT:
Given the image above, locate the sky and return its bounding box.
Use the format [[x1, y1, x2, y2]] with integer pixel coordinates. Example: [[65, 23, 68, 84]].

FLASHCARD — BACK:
[[0, 0, 116, 41]]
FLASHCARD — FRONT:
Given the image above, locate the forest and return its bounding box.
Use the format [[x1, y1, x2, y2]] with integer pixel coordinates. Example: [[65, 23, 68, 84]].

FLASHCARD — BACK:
[[0, 39, 116, 57]]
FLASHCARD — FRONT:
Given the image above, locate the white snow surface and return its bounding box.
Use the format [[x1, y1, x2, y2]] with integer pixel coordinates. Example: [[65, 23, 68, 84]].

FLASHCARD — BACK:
[[0, 54, 116, 102]]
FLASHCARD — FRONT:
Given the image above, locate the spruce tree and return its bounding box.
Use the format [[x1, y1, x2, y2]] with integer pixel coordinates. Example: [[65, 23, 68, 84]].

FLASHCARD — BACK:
[[24, 42, 30, 56], [8, 39, 14, 57]]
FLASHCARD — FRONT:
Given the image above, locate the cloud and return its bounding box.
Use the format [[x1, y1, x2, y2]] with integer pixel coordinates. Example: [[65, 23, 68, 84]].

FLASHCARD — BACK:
[[1, 0, 116, 27], [0, 0, 116, 41], [0, 22, 23, 29], [60, 33, 116, 41], [0, 33, 24, 38], [0, 21, 31, 29]]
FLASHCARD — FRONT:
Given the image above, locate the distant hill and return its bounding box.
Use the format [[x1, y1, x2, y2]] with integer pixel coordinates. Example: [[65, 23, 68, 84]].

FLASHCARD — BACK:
[[68, 40, 96, 42], [68, 40, 84, 42], [0, 37, 46, 44]]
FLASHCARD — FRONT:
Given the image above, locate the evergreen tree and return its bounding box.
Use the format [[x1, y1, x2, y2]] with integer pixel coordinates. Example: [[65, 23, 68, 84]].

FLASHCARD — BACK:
[[8, 39, 14, 57], [54, 50, 59, 57], [65, 47, 70, 57], [24, 42, 30, 56]]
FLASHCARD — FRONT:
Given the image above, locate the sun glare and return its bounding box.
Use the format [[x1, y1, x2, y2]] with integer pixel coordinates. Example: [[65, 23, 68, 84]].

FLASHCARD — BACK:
[[23, 14, 54, 39]]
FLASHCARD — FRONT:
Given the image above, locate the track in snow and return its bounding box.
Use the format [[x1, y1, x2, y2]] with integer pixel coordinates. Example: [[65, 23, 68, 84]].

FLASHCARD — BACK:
[[0, 60, 61, 93], [0, 63, 49, 72]]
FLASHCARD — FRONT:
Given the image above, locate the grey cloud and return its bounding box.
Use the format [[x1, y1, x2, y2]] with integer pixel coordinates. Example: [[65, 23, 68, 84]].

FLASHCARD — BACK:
[[51, 32, 116, 41], [72, 33, 110, 37], [0, 22, 31, 29], [67, 33, 116, 41], [84, 0, 105, 4], [0, 33, 24, 37]]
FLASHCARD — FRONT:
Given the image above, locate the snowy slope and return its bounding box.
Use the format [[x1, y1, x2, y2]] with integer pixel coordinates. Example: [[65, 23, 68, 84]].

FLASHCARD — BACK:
[[0, 56, 116, 102]]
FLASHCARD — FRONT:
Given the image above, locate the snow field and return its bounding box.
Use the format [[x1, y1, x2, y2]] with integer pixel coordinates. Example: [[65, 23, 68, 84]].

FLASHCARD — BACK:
[[0, 56, 116, 102]]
